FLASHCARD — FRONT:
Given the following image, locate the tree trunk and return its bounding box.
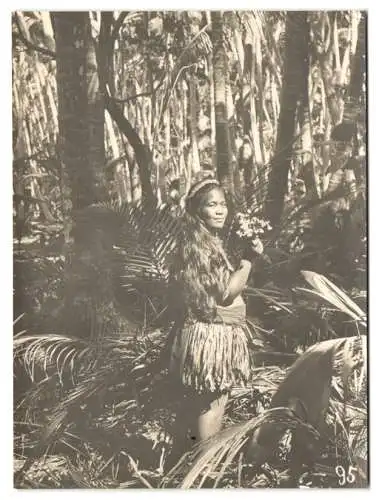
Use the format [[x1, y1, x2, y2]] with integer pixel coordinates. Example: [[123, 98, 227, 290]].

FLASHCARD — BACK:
[[211, 11, 234, 195], [52, 13, 131, 340], [317, 13, 344, 126], [52, 12, 106, 212], [349, 12, 366, 106], [346, 9, 366, 147], [299, 47, 321, 199], [188, 73, 201, 177], [207, 50, 217, 170], [266, 12, 309, 227]]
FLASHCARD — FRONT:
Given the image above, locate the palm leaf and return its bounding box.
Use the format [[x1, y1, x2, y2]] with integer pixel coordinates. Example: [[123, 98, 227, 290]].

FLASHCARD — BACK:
[[16, 329, 168, 467], [162, 407, 320, 488], [73, 201, 184, 323], [114, 203, 183, 292], [273, 336, 365, 403], [269, 337, 347, 427], [326, 335, 368, 485], [13, 333, 138, 383], [297, 270, 366, 324]]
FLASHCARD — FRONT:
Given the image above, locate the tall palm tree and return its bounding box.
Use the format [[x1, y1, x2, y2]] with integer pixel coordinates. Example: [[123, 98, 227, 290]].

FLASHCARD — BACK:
[[52, 12, 106, 212], [266, 11, 310, 227], [211, 11, 234, 194], [348, 12, 366, 107]]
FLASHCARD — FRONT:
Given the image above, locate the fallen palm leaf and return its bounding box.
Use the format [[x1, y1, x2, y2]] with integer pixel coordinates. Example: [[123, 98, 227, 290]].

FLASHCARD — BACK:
[[161, 407, 320, 489], [269, 337, 348, 431]]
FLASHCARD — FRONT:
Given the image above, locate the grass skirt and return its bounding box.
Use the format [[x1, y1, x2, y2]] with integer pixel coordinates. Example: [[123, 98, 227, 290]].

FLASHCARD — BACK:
[[169, 320, 253, 394]]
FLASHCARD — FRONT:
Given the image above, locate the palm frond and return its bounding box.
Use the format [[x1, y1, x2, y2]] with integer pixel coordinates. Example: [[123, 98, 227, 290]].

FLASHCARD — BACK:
[[16, 329, 168, 462], [269, 332, 367, 480], [297, 270, 366, 324], [114, 202, 183, 296], [326, 334, 368, 485], [14, 313, 27, 338], [14, 333, 115, 383], [270, 337, 347, 425], [73, 201, 184, 324], [162, 407, 320, 488]]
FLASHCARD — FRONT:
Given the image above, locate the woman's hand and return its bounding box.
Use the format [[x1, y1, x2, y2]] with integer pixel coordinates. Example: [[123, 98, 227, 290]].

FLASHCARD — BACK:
[[222, 243, 262, 305], [242, 237, 264, 263], [250, 237, 264, 255]]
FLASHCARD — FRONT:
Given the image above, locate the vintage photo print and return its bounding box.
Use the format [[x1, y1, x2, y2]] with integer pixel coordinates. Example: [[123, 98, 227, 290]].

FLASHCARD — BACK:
[[12, 10, 368, 489]]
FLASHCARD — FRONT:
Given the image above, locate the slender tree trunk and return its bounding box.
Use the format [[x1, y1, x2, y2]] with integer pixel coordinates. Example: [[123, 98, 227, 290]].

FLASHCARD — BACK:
[[105, 110, 128, 204], [255, 36, 265, 168], [300, 111, 318, 199], [181, 80, 191, 189], [349, 12, 366, 101], [299, 49, 321, 199], [317, 13, 344, 126], [242, 42, 257, 209], [189, 73, 201, 176], [208, 60, 217, 170], [227, 82, 243, 202], [205, 14, 217, 171], [52, 12, 106, 211], [211, 11, 234, 194], [266, 12, 309, 227]]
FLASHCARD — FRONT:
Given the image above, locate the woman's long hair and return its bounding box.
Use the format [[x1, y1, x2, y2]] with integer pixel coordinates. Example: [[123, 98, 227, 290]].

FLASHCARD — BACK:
[[170, 184, 231, 321]]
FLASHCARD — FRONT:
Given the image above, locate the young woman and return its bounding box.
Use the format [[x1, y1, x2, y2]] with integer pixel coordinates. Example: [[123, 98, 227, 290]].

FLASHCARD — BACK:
[[166, 177, 263, 467]]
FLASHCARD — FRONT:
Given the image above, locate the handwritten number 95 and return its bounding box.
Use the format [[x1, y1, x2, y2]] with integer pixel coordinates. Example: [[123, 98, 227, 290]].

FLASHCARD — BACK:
[[335, 465, 357, 486]]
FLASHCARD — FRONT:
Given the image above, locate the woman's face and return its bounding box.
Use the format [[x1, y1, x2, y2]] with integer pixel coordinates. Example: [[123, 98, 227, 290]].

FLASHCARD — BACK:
[[198, 187, 228, 230]]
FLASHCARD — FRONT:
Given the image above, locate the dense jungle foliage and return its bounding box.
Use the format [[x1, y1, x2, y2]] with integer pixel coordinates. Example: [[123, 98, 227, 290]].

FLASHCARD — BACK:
[[13, 10, 367, 489]]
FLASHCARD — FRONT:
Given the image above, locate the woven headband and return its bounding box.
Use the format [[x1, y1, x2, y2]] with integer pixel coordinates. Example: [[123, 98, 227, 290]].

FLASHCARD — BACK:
[[186, 178, 220, 200]]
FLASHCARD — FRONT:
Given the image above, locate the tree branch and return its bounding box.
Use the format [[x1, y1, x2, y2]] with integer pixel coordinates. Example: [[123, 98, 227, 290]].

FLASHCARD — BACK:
[[14, 13, 56, 58], [96, 13, 155, 202], [109, 80, 165, 104], [14, 32, 56, 58], [104, 90, 155, 201]]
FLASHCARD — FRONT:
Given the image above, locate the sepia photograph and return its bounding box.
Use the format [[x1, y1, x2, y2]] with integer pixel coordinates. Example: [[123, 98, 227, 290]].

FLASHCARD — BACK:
[[12, 9, 368, 489]]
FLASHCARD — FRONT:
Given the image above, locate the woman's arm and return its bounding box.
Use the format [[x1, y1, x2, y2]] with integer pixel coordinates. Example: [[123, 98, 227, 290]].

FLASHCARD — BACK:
[[221, 238, 264, 306], [221, 260, 252, 306]]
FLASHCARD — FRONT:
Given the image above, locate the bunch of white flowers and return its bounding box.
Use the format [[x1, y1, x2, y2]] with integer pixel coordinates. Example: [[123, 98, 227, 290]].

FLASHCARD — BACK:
[[234, 211, 272, 240]]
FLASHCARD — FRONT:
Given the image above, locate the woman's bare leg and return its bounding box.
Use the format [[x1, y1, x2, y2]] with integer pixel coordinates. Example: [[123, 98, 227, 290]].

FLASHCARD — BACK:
[[165, 392, 228, 471], [165, 396, 195, 471]]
